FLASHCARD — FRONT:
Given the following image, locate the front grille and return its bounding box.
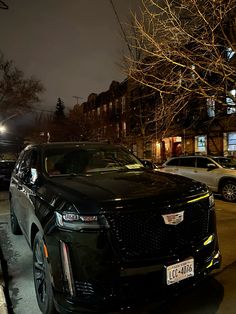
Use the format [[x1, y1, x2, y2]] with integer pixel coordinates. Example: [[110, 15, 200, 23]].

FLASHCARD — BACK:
[[105, 200, 209, 262]]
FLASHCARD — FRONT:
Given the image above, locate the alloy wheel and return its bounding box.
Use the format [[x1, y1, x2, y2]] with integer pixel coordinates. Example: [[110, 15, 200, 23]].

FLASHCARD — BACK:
[[222, 181, 236, 202], [33, 232, 56, 314]]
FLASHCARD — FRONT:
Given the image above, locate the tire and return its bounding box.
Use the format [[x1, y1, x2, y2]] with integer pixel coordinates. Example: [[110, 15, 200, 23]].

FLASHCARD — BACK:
[[33, 232, 57, 314], [221, 180, 236, 202], [10, 201, 22, 235]]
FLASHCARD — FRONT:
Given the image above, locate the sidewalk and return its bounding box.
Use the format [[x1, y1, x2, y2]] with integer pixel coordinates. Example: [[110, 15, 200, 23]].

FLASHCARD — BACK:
[[0, 245, 8, 314], [0, 191, 10, 314]]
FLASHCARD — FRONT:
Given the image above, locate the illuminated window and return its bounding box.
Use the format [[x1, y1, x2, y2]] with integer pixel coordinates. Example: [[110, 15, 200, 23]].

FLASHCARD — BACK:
[[116, 123, 120, 137], [226, 89, 236, 114], [195, 135, 207, 153], [228, 132, 236, 151], [226, 47, 235, 61], [207, 98, 215, 117], [123, 121, 126, 137]]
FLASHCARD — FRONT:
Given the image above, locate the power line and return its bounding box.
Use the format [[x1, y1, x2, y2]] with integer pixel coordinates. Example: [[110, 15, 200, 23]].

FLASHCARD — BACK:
[[109, 0, 134, 58]]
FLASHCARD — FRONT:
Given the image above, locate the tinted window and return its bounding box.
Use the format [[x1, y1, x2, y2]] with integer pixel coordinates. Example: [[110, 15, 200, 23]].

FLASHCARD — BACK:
[[196, 157, 211, 168], [44, 146, 143, 176], [166, 158, 179, 166], [212, 157, 236, 169], [179, 157, 196, 167], [18, 150, 39, 183]]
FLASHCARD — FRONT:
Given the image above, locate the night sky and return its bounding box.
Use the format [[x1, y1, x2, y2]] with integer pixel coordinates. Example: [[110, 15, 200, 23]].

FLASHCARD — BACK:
[[0, 0, 139, 113]]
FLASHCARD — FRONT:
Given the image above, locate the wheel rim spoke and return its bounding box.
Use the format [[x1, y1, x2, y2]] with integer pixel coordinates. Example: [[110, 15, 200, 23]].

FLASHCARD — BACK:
[[223, 184, 236, 201], [34, 240, 47, 304]]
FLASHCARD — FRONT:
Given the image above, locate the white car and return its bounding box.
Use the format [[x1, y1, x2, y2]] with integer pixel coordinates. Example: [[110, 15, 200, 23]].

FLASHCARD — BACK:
[[159, 156, 236, 202]]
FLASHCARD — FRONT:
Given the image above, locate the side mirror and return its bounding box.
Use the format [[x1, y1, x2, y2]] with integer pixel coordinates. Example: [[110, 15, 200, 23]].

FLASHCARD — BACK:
[[207, 163, 217, 171]]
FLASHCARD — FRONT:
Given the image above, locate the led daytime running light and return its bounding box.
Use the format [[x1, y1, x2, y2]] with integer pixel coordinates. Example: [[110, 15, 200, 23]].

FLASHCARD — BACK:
[[187, 193, 209, 203]]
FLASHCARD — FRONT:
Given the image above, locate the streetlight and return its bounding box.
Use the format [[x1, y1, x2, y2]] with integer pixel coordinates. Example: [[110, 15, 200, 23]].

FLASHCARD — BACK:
[[0, 125, 6, 133]]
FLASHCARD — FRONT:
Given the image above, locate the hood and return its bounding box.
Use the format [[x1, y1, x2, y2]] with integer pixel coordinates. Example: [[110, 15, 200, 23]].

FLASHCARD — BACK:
[[44, 170, 207, 210]]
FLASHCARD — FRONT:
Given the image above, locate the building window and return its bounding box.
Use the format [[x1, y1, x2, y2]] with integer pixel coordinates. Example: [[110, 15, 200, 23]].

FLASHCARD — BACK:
[[226, 89, 236, 115], [121, 96, 126, 113], [103, 104, 107, 112], [115, 99, 119, 114], [103, 126, 107, 136], [123, 121, 126, 137], [97, 107, 100, 116], [109, 102, 112, 111], [195, 135, 207, 153], [207, 98, 215, 117], [228, 132, 236, 151], [145, 142, 152, 159], [116, 123, 120, 138], [226, 47, 235, 61]]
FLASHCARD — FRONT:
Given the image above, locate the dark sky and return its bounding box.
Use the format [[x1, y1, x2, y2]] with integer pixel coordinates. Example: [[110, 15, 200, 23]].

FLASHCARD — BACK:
[[0, 0, 138, 112]]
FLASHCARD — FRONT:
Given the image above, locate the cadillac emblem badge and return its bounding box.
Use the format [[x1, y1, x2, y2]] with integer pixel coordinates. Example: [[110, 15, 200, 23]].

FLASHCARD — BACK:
[[162, 211, 184, 225]]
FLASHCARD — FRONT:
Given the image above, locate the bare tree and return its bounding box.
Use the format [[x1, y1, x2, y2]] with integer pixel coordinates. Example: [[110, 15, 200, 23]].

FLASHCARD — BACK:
[[125, 0, 236, 138], [0, 53, 44, 118]]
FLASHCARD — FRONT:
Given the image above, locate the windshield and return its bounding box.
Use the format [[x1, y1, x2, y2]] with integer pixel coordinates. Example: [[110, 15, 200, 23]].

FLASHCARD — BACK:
[[44, 146, 144, 176], [213, 157, 236, 169]]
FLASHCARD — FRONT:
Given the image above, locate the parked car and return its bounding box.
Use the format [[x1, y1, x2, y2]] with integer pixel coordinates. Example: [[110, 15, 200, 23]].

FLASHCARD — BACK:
[[140, 159, 159, 170], [0, 160, 16, 188], [9, 142, 221, 314], [160, 155, 236, 202]]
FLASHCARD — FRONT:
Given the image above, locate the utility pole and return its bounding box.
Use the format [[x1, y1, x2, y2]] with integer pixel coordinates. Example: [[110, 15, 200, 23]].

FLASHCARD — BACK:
[[73, 96, 83, 106]]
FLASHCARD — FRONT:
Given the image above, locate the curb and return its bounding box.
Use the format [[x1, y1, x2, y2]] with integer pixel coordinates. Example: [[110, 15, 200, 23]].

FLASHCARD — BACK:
[[0, 285, 8, 314], [0, 243, 9, 314]]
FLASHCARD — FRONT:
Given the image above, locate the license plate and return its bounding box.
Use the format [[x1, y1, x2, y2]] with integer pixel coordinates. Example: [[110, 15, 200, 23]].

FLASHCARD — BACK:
[[166, 258, 194, 285]]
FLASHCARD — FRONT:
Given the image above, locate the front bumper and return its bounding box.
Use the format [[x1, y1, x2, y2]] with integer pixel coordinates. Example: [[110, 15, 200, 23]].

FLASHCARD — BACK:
[[46, 229, 221, 314]]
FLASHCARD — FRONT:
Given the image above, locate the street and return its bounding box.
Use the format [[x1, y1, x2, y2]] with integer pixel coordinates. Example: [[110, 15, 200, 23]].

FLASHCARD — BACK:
[[0, 190, 236, 314]]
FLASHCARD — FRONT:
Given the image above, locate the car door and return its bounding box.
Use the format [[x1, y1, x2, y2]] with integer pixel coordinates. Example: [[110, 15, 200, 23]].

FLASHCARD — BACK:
[[162, 158, 181, 174], [15, 149, 38, 240], [10, 151, 25, 226], [194, 157, 219, 191], [177, 157, 197, 180]]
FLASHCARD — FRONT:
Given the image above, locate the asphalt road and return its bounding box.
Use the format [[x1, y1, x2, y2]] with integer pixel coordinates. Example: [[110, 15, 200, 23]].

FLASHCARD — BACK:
[[0, 191, 235, 314]]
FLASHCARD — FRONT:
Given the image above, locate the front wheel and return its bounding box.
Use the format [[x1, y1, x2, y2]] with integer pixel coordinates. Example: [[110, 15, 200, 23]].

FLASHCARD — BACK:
[[33, 232, 57, 314], [221, 180, 236, 202]]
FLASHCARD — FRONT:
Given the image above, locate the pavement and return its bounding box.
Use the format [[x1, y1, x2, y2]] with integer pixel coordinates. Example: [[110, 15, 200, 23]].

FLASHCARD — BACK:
[[0, 191, 10, 314], [0, 245, 8, 314]]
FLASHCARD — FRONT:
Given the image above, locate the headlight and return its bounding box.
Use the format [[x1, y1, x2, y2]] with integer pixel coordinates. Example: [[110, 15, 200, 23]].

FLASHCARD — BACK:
[[209, 193, 215, 207], [55, 203, 109, 231]]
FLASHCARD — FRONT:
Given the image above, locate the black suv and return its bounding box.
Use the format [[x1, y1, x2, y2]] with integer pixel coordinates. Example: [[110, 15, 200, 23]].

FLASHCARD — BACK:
[[9, 142, 221, 314]]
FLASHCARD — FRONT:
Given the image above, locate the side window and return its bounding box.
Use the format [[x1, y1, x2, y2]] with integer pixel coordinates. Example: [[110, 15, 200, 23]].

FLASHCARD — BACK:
[[166, 158, 179, 166], [196, 157, 211, 169], [14, 151, 25, 174], [179, 157, 196, 167], [18, 150, 39, 184]]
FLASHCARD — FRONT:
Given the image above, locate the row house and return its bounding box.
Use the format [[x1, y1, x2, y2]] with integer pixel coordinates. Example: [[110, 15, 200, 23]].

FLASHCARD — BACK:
[[81, 80, 129, 145], [76, 62, 236, 164], [77, 77, 236, 163]]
